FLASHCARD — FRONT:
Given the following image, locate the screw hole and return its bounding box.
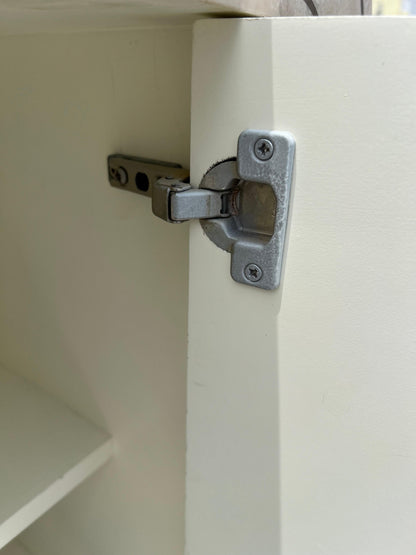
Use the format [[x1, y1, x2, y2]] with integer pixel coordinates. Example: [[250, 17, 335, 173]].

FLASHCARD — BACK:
[[135, 172, 149, 192]]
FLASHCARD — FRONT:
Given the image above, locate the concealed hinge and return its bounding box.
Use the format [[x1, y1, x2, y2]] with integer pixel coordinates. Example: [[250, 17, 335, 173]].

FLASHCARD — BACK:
[[108, 129, 295, 290]]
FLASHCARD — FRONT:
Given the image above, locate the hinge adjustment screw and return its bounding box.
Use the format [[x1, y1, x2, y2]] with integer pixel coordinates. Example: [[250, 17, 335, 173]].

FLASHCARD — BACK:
[[110, 166, 128, 185], [254, 138, 274, 161], [244, 263, 263, 282]]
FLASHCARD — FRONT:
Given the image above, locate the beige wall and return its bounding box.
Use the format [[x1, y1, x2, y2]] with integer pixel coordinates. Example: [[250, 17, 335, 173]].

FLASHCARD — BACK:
[[0, 27, 191, 555]]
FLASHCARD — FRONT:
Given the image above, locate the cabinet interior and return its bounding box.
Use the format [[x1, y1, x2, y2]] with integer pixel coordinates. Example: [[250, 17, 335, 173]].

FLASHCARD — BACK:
[[0, 16, 192, 555]]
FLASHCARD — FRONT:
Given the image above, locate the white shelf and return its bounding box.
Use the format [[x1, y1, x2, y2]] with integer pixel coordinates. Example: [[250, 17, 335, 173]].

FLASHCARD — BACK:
[[0, 367, 113, 550]]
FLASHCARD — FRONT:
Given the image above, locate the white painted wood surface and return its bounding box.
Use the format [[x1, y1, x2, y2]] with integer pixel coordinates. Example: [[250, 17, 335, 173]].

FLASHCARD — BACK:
[[0, 0, 368, 35], [188, 19, 281, 555], [0, 0, 237, 35], [188, 16, 416, 555], [0, 366, 112, 550], [2, 541, 32, 555], [0, 27, 190, 555]]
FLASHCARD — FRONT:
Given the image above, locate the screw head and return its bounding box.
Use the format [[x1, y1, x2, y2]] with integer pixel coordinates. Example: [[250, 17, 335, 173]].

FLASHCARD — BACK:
[[254, 138, 274, 161], [111, 166, 128, 185], [244, 263, 263, 282]]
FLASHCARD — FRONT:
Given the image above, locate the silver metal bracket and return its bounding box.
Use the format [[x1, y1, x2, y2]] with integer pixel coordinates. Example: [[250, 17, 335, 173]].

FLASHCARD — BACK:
[[108, 155, 231, 224], [108, 129, 295, 290]]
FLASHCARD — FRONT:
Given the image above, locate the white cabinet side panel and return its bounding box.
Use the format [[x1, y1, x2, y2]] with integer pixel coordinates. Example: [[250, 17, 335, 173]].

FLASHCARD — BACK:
[[271, 17, 416, 555], [0, 0, 369, 37], [187, 19, 281, 555]]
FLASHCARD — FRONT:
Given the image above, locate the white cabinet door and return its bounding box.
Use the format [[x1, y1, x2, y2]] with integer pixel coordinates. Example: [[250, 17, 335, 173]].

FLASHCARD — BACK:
[[187, 17, 416, 555]]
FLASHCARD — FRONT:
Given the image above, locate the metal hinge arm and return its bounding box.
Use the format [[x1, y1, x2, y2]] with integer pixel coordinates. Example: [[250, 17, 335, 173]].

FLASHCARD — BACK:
[[153, 178, 231, 223], [107, 156, 230, 224]]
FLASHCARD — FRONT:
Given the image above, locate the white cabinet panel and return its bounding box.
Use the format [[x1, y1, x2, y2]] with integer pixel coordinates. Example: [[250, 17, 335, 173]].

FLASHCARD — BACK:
[[189, 16, 416, 555], [0, 27, 190, 555], [188, 18, 281, 555], [2, 541, 32, 555]]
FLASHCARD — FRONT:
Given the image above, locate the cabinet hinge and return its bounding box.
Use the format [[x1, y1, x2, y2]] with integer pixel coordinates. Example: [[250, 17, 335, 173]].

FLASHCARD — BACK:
[[108, 129, 295, 290]]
